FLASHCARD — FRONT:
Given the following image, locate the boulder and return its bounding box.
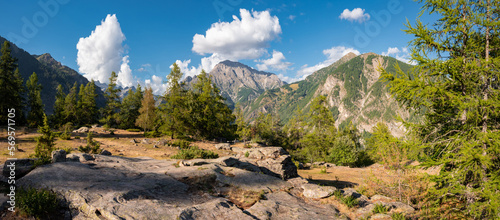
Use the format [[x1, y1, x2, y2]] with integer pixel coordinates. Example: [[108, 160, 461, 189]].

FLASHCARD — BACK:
[[99, 150, 112, 156], [215, 143, 231, 150], [158, 139, 168, 146], [67, 153, 95, 162], [388, 202, 415, 214], [141, 139, 150, 144], [73, 127, 89, 133], [370, 195, 394, 204], [287, 176, 309, 188], [2, 158, 37, 179], [301, 183, 336, 199], [66, 154, 80, 162], [51, 150, 67, 163], [355, 203, 376, 219], [130, 139, 138, 144]]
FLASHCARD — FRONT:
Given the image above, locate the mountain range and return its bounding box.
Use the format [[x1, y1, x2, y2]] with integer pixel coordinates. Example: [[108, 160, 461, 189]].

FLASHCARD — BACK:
[[0, 36, 105, 114], [1, 35, 412, 136]]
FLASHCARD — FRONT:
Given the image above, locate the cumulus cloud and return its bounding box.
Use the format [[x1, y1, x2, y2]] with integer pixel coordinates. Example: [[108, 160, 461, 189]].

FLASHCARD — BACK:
[[256, 50, 293, 72], [297, 46, 360, 77], [192, 9, 281, 60], [288, 15, 296, 21], [76, 14, 133, 87], [381, 47, 414, 64], [172, 59, 203, 79], [144, 75, 168, 96], [339, 8, 370, 23]]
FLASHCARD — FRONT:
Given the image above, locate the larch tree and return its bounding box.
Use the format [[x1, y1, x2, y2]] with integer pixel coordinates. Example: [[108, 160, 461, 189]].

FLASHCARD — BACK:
[[382, 0, 500, 218], [101, 71, 121, 128], [51, 84, 66, 127], [0, 41, 24, 125], [26, 72, 44, 128], [63, 82, 78, 124], [160, 63, 187, 139], [119, 84, 143, 129], [135, 86, 156, 132]]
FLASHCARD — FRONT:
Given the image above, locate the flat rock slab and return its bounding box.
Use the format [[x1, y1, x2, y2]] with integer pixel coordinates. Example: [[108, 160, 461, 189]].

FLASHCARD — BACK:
[[302, 183, 336, 199]]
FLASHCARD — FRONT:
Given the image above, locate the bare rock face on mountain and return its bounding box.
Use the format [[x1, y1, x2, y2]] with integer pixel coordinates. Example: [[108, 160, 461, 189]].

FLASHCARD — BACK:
[[185, 60, 286, 107]]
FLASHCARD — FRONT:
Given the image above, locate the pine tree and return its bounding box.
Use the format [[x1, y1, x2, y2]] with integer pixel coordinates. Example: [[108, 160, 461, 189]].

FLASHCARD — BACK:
[[101, 71, 121, 128], [119, 84, 143, 129], [235, 104, 251, 142], [26, 72, 44, 128], [382, 1, 500, 218], [76, 84, 86, 125], [83, 80, 99, 125], [188, 70, 235, 139], [51, 84, 66, 127], [34, 114, 55, 160], [299, 96, 337, 163], [63, 82, 78, 124], [0, 41, 25, 125], [283, 107, 306, 151], [159, 63, 187, 139], [135, 86, 156, 132]]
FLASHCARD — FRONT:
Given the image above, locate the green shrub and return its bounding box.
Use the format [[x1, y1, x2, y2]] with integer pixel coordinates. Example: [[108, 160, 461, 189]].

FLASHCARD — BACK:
[[53, 131, 62, 137], [127, 128, 141, 132], [171, 146, 218, 159], [33, 157, 51, 167], [391, 212, 406, 220], [78, 132, 101, 154], [333, 190, 343, 198], [109, 129, 115, 135], [320, 168, 327, 174], [17, 187, 59, 218], [169, 139, 191, 149], [245, 151, 250, 157], [327, 136, 358, 166], [74, 136, 80, 139], [59, 132, 71, 140], [61, 147, 72, 154], [144, 130, 162, 138], [373, 203, 388, 214]]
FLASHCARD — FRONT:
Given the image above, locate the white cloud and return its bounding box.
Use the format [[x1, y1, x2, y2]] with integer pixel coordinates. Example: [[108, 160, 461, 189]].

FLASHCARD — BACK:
[[200, 53, 228, 73], [339, 8, 370, 23], [297, 46, 360, 77], [173, 59, 203, 79], [144, 75, 168, 96], [76, 14, 134, 87], [277, 73, 306, 83], [192, 9, 281, 60], [256, 50, 292, 72], [381, 47, 415, 64], [288, 15, 296, 21], [382, 47, 400, 56]]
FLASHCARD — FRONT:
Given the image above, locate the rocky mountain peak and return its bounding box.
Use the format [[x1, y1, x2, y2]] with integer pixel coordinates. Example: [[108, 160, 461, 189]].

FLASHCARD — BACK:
[[34, 53, 62, 67]]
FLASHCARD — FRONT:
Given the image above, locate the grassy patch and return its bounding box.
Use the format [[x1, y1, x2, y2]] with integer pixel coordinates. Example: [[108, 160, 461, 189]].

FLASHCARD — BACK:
[[373, 203, 388, 214], [17, 187, 59, 219], [171, 146, 218, 159]]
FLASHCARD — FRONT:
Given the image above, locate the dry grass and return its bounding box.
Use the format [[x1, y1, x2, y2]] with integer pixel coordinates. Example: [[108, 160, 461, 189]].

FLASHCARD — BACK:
[[289, 83, 299, 91], [224, 188, 265, 209]]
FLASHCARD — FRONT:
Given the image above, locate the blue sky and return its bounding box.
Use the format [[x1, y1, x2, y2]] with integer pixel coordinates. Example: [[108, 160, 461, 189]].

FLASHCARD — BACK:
[[0, 0, 436, 94]]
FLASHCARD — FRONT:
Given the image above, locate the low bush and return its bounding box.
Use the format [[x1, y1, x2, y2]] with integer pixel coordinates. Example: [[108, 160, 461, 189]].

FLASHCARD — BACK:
[[17, 187, 59, 218], [78, 132, 101, 154], [127, 128, 141, 132], [59, 132, 71, 140], [171, 146, 218, 159], [391, 212, 406, 220], [169, 139, 191, 149], [144, 130, 162, 138], [333, 189, 359, 208]]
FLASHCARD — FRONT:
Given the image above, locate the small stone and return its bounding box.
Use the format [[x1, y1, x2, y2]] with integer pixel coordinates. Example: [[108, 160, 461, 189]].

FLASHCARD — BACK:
[[100, 150, 112, 156], [215, 143, 231, 150], [141, 139, 150, 144]]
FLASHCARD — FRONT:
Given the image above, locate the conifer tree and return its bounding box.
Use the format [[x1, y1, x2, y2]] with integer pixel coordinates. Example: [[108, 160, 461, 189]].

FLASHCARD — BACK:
[[63, 82, 78, 124], [26, 72, 44, 128], [34, 114, 55, 160], [51, 84, 66, 127], [160, 63, 187, 139], [188, 70, 235, 139], [101, 71, 121, 128], [382, 1, 500, 218], [0, 41, 25, 124], [119, 84, 143, 129], [76, 84, 86, 125], [235, 105, 251, 142], [135, 86, 156, 132], [83, 80, 99, 125]]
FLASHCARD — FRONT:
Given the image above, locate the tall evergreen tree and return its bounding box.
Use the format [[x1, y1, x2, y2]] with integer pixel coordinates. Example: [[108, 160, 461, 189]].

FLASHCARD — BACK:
[[119, 84, 143, 129], [83, 80, 99, 125], [26, 72, 44, 128], [160, 63, 187, 139], [63, 82, 78, 124], [135, 86, 156, 132], [0, 41, 25, 124], [382, 1, 500, 218], [234, 104, 251, 142], [51, 84, 66, 127], [76, 84, 86, 125], [187, 70, 235, 139], [101, 71, 121, 128]]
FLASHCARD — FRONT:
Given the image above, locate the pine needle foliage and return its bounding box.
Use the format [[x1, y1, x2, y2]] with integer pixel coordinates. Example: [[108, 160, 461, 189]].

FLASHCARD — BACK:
[[382, 1, 500, 218]]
